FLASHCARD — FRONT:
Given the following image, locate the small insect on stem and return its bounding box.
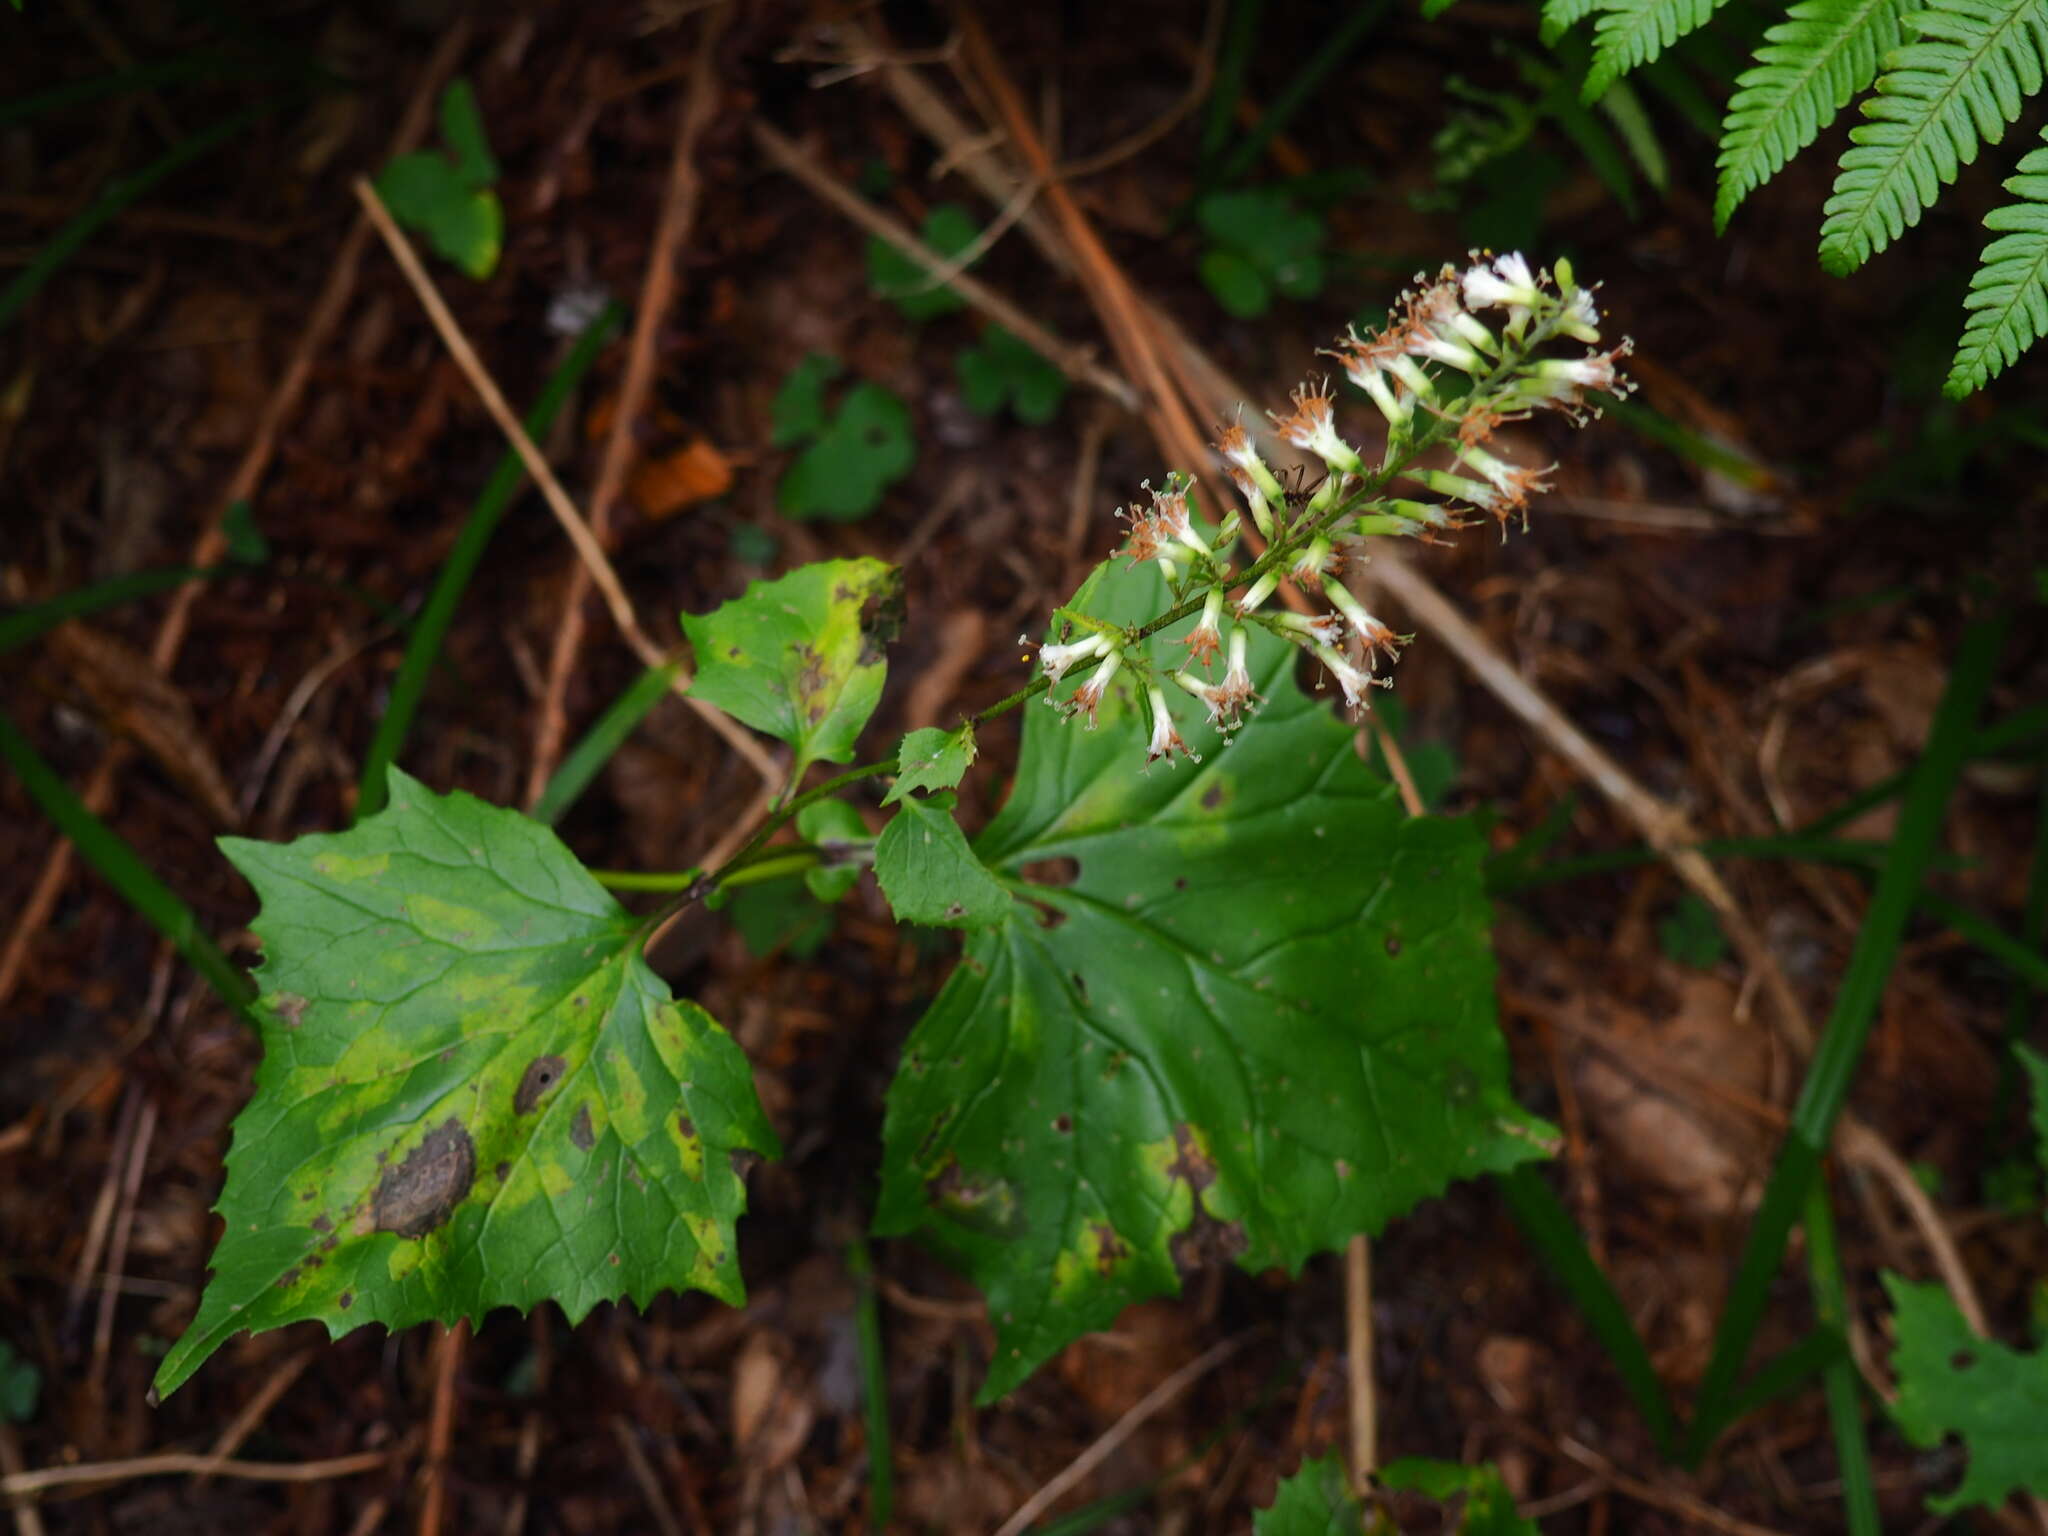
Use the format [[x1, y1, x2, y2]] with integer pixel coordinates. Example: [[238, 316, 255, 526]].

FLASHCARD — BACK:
[[1279, 462, 1328, 513]]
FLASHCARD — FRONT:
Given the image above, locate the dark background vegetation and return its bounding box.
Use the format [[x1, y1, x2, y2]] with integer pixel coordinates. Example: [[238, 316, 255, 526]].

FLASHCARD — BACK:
[[2, 0, 2045, 1531]]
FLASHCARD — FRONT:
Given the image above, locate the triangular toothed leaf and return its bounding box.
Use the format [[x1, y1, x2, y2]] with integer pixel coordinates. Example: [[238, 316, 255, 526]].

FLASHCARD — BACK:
[[1887, 1273, 2048, 1510], [875, 560, 1556, 1402], [1715, 0, 1914, 229], [1255, 1454, 1361, 1533], [1947, 128, 2048, 393], [681, 558, 903, 783], [1583, 0, 1740, 101], [1820, 0, 2048, 273], [153, 768, 778, 1401]]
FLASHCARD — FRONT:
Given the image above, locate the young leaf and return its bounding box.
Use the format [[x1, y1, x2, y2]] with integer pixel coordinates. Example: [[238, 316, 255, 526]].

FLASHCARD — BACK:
[[1947, 129, 2048, 395], [1657, 891, 1728, 967], [776, 382, 918, 522], [1819, 0, 2048, 275], [873, 791, 1010, 930], [1254, 1454, 1361, 1534], [797, 798, 871, 904], [0, 1341, 38, 1424], [1886, 1273, 2048, 1510], [1714, 0, 1913, 230], [867, 204, 979, 321], [681, 558, 903, 784], [770, 353, 842, 447], [875, 560, 1556, 1401], [153, 768, 778, 1401], [884, 725, 977, 805], [1200, 247, 1273, 317], [375, 153, 503, 279], [1381, 1459, 1539, 1534], [955, 328, 1069, 425], [437, 78, 499, 188]]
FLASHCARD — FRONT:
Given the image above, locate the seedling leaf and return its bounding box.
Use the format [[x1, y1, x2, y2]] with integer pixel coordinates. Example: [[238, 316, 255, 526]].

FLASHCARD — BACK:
[[797, 798, 871, 904], [868, 204, 979, 320], [438, 78, 499, 188], [1254, 1453, 1362, 1533], [153, 768, 777, 1401], [874, 791, 1010, 930], [1887, 1272, 2048, 1511], [770, 353, 842, 448], [956, 327, 1069, 424], [376, 153, 501, 280], [0, 1341, 38, 1424], [885, 725, 977, 805], [876, 559, 1555, 1401], [776, 382, 917, 522], [681, 558, 902, 784], [1381, 1459, 1539, 1534]]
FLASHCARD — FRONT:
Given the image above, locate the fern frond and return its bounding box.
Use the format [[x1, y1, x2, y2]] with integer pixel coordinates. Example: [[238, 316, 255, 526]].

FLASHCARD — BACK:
[[1583, 0, 1739, 101], [1714, 0, 1914, 229], [1947, 131, 2048, 393], [1543, 0, 1600, 44], [1819, 0, 2048, 274]]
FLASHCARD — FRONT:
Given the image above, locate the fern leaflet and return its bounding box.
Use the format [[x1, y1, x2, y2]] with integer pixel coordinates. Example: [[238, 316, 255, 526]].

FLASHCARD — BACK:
[[1947, 130, 2048, 393], [1584, 0, 1741, 101], [1715, 0, 1914, 229], [1819, 0, 2048, 274], [1543, 0, 1601, 44]]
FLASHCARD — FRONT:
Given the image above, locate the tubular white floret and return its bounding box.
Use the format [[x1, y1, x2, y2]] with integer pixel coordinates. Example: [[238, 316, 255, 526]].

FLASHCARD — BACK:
[[1458, 443, 1554, 507], [1460, 252, 1541, 313], [1290, 535, 1335, 589], [1345, 357, 1412, 427], [1144, 685, 1196, 766], [1064, 646, 1124, 728], [1272, 610, 1346, 647], [1557, 286, 1602, 344], [1184, 589, 1226, 667], [1173, 670, 1236, 732], [1313, 644, 1380, 711], [1039, 629, 1113, 686], [1323, 581, 1407, 666], [1271, 384, 1361, 473], [1216, 421, 1287, 504], [1235, 568, 1281, 617]]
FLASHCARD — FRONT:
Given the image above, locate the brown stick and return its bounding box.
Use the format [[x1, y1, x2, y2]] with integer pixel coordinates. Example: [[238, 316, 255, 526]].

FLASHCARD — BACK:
[[196, 1348, 316, 1486], [2, 1446, 395, 1497], [350, 177, 781, 788], [417, 1320, 467, 1536], [525, 1, 733, 806], [0, 20, 474, 1010], [89, 1097, 157, 1398]]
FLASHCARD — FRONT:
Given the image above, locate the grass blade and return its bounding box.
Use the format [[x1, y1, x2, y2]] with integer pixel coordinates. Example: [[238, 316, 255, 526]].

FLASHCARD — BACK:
[[531, 659, 679, 827], [1799, 701, 2048, 837], [0, 706, 252, 1023], [1915, 891, 2048, 991], [0, 103, 268, 333], [1684, 612, 2009, 1459], [1718, 1327, 1843, 1426], [1497, 1165, 1681, 1453], [0, 566, 219, 655], [1804, 1180, 1880, 1536], [1212, 0, 1392, 188], [355, 301, 624, 819]]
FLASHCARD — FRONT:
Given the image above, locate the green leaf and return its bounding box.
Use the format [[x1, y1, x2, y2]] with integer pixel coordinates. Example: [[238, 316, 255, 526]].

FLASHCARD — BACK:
[[2022, 1041, 2048, 1178], [797, 798, 871, 904], [1201, 247, 1273, 317], [222, 498, 269, 564], [0, 1340, 39, 1424], [885, 725, 978, 805], [153, 768, 778, 1401], [873, 791, 1010, 929], [1658, 891, 1728, 967], [1819, 0, 2048, 275], [1887, 1273, 2048, 1510], [1255, 1454, 1362, 1534], [375, 153, 502, 280], [1947, 129, 2048, 395], [1583, 0, 1740, 101], [681, 558, 902, 783], [770, 353, 842, 448], [438, 78, 499, 189], [722, 875, 833, 959], [1381, 1459, 1538, 1534], [1714, 0, 1913, 230], [1423, 0, 1463, 16], [955, 328, 1069, 425], [776, 383, 918, 522], [1543, 0, 1601, 42], [867, 204, 979, 321], [875, 559, 1556, 1401]]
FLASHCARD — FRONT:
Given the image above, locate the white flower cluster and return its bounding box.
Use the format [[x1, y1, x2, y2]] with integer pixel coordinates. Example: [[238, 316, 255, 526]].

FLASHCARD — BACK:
[[1032, 253, 1630, 767]]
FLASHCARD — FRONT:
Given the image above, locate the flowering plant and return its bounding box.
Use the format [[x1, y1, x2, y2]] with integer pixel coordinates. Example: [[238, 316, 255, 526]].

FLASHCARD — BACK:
[[154, 254, 1626, 1407]]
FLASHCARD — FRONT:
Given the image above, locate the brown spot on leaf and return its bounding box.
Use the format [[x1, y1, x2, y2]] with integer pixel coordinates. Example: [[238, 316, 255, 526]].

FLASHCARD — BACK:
[[275, 1265, 301, 1290], [514, 1055, 567, 1114], [856, 571, 906, 664], [373, 1119, 475, 1239], [1384, 933, 1402, 957], [677, 1115, 696, 1140], [729, 1149, 760, 1179], [311, 1214, 332, 1233], [1053, 1114, 1072, 1134], [338, 1291, 353, 1310], [1170, 1208, 1248, 1275], [571, 1103, 595, 1152], [1200, 781, 1226, 812], [1089, 1223, 1129, 1274], [496, 1162, 512, 1183], [273, 993, 310, 1030], [1164, 1123, 1218, 1192]]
